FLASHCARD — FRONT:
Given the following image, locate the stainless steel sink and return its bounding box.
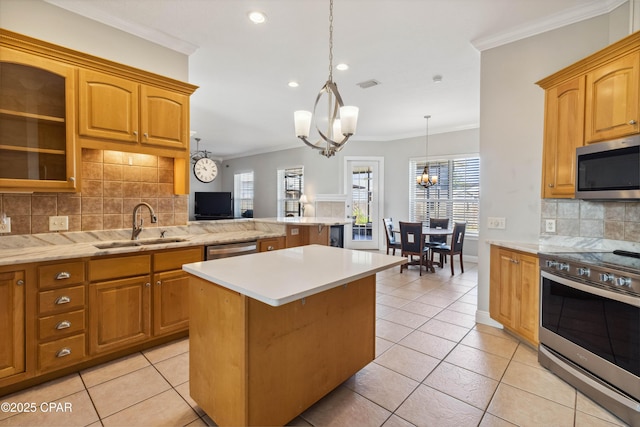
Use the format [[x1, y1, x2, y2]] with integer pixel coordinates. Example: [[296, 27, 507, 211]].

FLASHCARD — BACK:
[[93, 238, 187, 249]]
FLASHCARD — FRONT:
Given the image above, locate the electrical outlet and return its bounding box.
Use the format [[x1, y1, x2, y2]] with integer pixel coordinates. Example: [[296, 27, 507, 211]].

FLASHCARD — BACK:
[[49, 216, 69, 231], [0, 217, 11, 233], [545, 219, 556, 233], [488, 217, 506, 229], [290, 227, 299, 236]]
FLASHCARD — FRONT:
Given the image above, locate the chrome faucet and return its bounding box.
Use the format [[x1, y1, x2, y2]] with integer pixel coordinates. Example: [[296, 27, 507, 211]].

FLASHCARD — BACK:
[[131, 202, 157, 240]]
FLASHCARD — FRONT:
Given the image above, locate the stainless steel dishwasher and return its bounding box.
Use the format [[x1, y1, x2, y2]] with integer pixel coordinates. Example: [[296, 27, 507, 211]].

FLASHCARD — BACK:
[[205, 241, 258, 260]]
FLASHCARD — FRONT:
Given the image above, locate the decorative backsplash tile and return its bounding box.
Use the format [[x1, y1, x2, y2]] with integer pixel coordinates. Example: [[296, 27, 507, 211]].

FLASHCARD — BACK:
[[541, 199, 640, 243], [0, 149, 188, 235]]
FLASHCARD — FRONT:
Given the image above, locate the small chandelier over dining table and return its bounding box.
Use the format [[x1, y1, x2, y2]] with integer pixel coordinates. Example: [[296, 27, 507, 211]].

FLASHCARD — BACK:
[[293, 0, 359, 158], [416, 115, 438, 188]]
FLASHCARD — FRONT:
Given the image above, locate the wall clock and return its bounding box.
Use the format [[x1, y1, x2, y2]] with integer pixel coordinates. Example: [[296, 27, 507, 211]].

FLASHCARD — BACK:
[[193, 157, 218, 183]]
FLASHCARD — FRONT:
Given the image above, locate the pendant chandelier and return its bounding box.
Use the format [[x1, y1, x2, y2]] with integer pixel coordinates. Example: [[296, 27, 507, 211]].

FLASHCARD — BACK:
[[293, 0, 359, 158], [416, 115, 438, 188]]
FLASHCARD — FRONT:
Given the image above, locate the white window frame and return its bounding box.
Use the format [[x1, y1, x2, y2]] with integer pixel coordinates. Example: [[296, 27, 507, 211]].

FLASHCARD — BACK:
[[234, 171, 254, 217], [277, 166, 304, 217], [409, 153, 480, 236]]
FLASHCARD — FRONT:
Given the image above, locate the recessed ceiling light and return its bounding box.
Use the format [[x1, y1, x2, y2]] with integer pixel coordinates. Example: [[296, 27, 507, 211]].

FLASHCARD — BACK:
[[248, 11, 267, 24], [288, 81, 299, 88], [433, 75, 443, 83], [336, 63, 349, 71]]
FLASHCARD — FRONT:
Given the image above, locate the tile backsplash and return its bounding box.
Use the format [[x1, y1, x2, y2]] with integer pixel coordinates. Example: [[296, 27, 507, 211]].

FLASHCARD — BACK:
[[541, 199, 640, 243], [0, 149, 188, 235]]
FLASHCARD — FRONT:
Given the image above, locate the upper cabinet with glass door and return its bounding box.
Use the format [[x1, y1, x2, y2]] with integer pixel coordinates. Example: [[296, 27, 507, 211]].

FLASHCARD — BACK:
[[0, 48, 77, 191]]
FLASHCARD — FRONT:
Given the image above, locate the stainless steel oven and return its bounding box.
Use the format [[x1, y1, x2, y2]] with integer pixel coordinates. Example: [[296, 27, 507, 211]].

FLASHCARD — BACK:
[[538, 251, 640, 426]]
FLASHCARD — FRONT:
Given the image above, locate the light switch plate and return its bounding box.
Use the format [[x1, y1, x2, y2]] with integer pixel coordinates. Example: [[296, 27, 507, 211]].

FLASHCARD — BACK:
[[488, 217, 506, 229], [49, 216, 69, 231], [0, 217, 11, 233]]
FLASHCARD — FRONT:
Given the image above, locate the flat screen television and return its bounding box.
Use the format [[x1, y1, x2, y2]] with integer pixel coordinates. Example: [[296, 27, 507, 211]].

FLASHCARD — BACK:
[[194, 192, 233, 218]]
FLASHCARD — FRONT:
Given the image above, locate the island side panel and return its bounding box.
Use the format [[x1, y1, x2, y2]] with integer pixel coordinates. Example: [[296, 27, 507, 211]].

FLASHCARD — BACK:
[[189, 275, 249, 426], [246, 275, 376, 426]]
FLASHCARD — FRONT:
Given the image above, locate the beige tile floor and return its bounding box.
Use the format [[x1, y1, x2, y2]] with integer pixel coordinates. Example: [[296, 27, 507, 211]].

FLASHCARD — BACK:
[[0, 260, 630, 427]]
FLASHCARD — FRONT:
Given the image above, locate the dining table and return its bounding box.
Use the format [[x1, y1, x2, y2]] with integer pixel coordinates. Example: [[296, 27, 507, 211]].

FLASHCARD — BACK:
[[393, 226, 453, 273]]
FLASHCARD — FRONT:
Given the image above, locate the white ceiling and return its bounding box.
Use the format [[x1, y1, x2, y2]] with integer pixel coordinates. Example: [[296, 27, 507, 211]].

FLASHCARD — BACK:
[[47, 0, 626, 159]]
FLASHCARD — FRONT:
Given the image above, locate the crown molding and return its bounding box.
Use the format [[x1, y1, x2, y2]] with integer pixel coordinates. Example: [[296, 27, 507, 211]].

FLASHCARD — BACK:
[[472, 0, 629, 51], [44, 0, 199, 55]]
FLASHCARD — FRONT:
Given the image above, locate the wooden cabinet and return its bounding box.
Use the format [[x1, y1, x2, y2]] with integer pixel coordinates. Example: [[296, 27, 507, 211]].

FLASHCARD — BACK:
[[0, 269, 25, 380], [258, 237, 286, 252], [537, 32, 640, 199], [489, 245, 540, 346], [542, 76, 585, 198], [88, 255, 151, 354], [79, 69, 189, 150], [36, 260, 87, 373], [285, 225, 330, 248], [152, 247, 202, 336], [0, 47, 77, 191], [585, 52, 640, 143]]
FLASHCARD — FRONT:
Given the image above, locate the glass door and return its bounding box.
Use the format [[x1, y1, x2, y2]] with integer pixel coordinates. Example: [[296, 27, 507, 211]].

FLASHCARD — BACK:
[[344, 157, 384, 250]]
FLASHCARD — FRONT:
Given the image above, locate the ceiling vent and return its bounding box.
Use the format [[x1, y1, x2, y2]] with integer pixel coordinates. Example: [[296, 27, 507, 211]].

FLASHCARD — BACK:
[[357, 79, 381, 89]]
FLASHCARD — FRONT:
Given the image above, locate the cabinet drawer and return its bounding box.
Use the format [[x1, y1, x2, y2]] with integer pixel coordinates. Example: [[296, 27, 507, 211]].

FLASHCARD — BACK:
[[154, 247, 202, 272], [38, 334, 86, 373], [38, 285, 85, 315], [38, 309, 85, 341], [89, 255, 150, 282], [38, 261, 85, 289]]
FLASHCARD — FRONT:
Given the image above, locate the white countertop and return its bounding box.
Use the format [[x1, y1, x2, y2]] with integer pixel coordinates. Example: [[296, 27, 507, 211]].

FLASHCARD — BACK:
[[183, 244, 406, 307], [257, 217, 350, 225], [486, 240, 595, 255]]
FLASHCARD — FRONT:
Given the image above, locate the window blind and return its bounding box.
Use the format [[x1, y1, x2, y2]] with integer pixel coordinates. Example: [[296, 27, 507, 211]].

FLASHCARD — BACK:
[[233, 171, 254, 216]]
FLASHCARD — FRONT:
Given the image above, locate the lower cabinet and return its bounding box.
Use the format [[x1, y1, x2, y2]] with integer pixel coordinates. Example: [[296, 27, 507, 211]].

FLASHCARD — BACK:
[[89, 275, 151, 355], [0, 269, 25, 380], [489, 245, 540, 346], [258, 237, 286, 252], [0, 244, 211, 394], [152, 247, 202, 336]]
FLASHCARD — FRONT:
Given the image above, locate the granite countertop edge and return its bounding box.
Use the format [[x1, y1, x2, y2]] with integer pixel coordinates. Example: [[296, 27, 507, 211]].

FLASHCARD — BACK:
[[0, 217, 347, 266]]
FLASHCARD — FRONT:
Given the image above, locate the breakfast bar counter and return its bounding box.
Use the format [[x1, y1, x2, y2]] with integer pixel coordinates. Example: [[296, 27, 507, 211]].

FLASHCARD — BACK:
[[183, 245, 405, 426]]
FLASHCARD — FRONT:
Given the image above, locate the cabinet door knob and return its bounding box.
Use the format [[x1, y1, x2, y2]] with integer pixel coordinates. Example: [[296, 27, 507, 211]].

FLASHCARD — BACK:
[[267, 245, 274, 251], [133, 130, 138, 136], [69, 177, 76, 182], [56, 348, 72, 358], [55, 272, 71, 280], [55, 296, 71, 305], [156, 280, 162, 286], [143, 132, 149, 139], [145, 282, 151, 287], [56, 320, 71, 330], [629, 120, 637, 125], [548, 183, 554, 188], [16, 279, 24, 286]]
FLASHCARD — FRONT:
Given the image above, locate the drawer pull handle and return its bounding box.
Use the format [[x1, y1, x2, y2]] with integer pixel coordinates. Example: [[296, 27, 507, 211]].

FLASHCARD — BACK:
[[267, 245, 274, 251], [56, 272, 71, 280], [56, 321, 71, 330], [56, 348, 71, 358], [55, 296, 71, 305]]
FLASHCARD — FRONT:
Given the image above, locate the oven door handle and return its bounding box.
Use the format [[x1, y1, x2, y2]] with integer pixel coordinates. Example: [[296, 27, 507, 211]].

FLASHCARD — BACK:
[[541, 270, 640, 308]]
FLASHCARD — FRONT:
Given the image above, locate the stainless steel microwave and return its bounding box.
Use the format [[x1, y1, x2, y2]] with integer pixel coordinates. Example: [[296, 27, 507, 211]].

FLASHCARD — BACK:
[[575, 134, 640, 200]]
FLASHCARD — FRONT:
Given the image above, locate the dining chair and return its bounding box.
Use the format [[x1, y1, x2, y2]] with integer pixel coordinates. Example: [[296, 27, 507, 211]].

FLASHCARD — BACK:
[[430, 222, 466, 275], [426, 218, 449, 267], [399, 221, 429, 275], [383, 218, 401, 255]]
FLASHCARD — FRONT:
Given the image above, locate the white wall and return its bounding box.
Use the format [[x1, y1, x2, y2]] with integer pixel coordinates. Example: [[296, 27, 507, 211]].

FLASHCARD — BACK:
[[477, 15, 622, 320], [0, 0, 189, 81], [218, 128, 480, 255]]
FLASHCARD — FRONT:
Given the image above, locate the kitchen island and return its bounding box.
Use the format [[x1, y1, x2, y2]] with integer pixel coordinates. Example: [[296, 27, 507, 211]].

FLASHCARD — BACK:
[[183, 245, 405, 426]]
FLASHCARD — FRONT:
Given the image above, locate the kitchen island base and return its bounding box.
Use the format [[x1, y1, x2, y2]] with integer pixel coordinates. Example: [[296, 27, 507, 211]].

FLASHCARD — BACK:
[[188, 274, 375, 426]]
